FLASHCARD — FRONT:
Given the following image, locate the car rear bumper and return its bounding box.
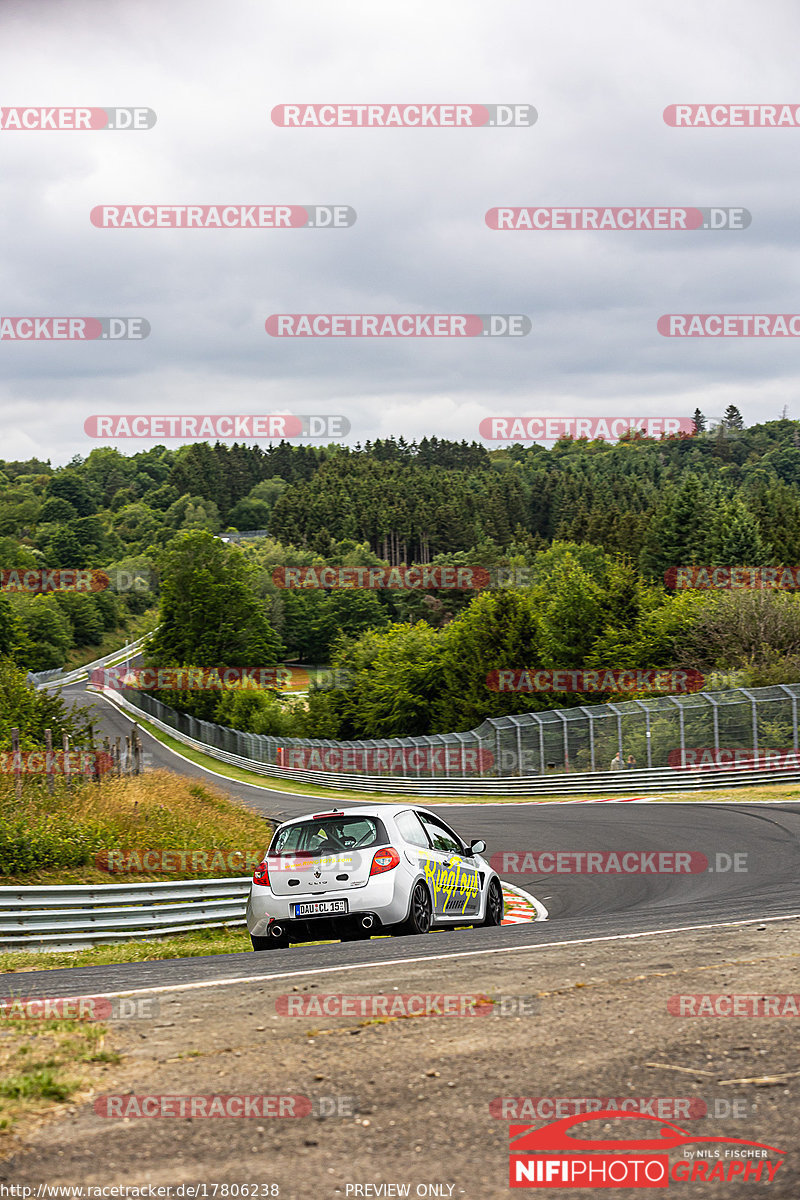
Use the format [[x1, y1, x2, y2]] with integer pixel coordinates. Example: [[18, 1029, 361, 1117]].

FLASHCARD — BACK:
[[246, 874, 411, 938]]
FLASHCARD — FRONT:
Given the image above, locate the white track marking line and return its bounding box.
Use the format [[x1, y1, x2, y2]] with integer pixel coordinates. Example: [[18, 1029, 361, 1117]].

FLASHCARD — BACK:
[[26, 913, 800, 1003]]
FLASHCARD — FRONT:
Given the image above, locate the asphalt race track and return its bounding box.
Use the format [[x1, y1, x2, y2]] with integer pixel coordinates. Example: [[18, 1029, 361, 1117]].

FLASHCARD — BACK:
[[6, 678, 798, 1002]]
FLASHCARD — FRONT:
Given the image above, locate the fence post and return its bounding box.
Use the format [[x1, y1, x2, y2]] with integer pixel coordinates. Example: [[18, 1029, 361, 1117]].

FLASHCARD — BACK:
[[11, 727, 21, 800], [63, 732, 72, 792], [579, 708, 595, 771], [89, 724, 100, 782], [558, 713, 569, 771], [45, 728, 54, 796], [778, 685, 799, 752], [645, 705, 652, 769], [707, 694, 719, 755], [665, 698, 685, 767], [740, 689, 758, 757]]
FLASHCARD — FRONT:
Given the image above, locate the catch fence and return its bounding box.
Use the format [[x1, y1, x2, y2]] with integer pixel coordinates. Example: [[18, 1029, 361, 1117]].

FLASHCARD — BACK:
[[111, 682, 800, 780]]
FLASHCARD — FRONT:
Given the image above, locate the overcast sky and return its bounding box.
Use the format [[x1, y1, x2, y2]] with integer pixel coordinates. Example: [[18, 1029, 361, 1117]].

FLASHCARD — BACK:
[[1, 0, 799, 466]]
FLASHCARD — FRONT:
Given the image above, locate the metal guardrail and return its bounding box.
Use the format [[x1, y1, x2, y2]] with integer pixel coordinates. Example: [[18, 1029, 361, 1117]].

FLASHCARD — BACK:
[[0, 877, 250, 951], [28, 632, 153, 691], [97, 686, 800, 796], [0, 878, 543, 952]]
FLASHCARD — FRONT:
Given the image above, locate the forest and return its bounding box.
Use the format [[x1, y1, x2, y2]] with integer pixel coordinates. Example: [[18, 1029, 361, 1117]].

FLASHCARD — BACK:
[[3, 409, 800, 744]]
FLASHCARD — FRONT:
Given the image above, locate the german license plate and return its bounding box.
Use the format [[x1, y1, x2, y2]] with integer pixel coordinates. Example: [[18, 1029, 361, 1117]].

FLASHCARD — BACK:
[[292, 899, 348, 917]]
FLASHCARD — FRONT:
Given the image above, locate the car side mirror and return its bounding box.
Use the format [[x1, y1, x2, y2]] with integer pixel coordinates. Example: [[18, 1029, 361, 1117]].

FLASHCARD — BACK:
[[468, 839, 486, 856]]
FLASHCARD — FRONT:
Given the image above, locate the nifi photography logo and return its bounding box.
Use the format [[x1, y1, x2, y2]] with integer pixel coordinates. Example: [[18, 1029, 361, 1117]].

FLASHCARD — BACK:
[[508, 1112, 785, 1188]]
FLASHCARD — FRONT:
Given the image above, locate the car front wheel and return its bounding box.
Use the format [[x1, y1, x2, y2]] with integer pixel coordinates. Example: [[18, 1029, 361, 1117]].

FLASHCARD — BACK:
[[481, 878, 504, 926]]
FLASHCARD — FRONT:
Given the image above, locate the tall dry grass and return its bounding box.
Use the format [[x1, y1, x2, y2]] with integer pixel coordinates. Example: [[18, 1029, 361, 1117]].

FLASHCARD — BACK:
[[0, 770, 272, 880]]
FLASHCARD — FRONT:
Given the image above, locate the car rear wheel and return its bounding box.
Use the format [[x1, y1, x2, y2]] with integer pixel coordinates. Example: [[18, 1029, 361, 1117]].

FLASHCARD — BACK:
[[394, 882, 433, 935], [481, 878, 504, 926]]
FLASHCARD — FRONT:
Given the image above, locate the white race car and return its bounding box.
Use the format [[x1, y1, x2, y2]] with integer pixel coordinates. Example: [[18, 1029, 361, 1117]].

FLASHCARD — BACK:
[[246, 804, 504, 949]]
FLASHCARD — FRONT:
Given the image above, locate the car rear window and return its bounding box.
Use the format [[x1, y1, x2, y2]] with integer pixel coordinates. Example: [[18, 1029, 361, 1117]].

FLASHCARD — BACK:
[[270, 816, 388, 854]]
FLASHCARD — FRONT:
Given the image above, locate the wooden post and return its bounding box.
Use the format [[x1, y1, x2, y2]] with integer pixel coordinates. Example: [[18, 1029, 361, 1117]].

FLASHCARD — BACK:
[[11, 727, 21, 800], [45, 728, 54, 795], [63, 732, 72, 792], [115, 736, 121, 776], [89, 723, 100, 783]]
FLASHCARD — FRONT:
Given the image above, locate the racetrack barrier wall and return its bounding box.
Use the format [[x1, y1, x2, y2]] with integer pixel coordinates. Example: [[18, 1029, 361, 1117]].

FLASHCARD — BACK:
[[96, 683, 800, 796]]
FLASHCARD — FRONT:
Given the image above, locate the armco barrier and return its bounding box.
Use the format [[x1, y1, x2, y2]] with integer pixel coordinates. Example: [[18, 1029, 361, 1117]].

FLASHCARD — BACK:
[[0, 879, 542, 952], [96, 686, 800, 796], [29, 632, 154, 691], [0, 878, 251, 951]]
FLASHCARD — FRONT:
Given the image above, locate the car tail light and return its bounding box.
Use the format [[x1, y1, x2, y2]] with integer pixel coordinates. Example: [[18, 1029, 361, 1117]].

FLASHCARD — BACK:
[[253, 858, 271, 887], [369, 846, 400, 876]]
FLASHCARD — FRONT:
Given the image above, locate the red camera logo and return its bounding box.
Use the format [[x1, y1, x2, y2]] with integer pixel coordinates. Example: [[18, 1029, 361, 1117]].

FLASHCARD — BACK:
[[509, 1112, 784, 1187]]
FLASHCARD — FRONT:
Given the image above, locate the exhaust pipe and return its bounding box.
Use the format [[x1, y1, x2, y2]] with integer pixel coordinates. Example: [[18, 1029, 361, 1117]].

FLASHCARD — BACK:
[[270, 923, 285, 938], [360, 914, 374, 930]]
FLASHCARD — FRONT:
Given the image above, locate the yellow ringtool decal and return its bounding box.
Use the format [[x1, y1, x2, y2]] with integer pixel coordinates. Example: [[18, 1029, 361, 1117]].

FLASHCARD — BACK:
[[423, 856, 480, 913]]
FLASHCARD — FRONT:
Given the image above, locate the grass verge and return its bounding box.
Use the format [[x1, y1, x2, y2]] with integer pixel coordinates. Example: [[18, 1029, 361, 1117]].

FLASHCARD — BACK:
[[0, 925, 255, 974], [0, 770, 273, 885]]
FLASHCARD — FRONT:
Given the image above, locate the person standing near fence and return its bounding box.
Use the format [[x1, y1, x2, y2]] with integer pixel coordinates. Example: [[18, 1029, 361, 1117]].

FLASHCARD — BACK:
[[610, 751, 623, 770]]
